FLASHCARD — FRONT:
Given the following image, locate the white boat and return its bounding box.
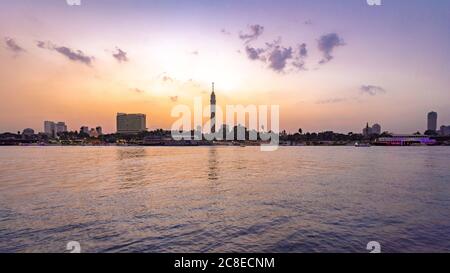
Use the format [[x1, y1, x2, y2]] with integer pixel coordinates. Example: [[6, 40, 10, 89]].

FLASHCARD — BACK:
[[355, 142, 371, 147]]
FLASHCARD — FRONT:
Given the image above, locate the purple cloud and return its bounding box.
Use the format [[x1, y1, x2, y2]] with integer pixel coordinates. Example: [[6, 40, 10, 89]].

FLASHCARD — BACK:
[[239, 27, 310, 73], [4, 37, 25, 54], [318, 33, 345, 64], [299, 43, 308, 58], [360, 85, 386, 96], [239, 24, 264, 44], [221, 28, 231, 35], [36, 40, 48, 49], [245, 39, 295, 73], [292, 60, 306, 71], [316, 98, 347, 104], [245, 46, 265, 61], [36, 40, 94, 66], [53, 46, 93, 65], [113, 47, 128, 63], [267, 46, 293, 72]]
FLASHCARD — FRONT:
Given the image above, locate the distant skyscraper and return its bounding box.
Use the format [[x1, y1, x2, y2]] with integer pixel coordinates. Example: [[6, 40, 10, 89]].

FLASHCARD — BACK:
[[96, 126, 103, 136], [427, 111, 437, 132], [44, 121, 67, 137], [56, 122, 67, 134], [44, 121, 55, 136], [210, 82, 216, 134], [80, 126, 89, 134], [89, 128, 98, 138], [116, 113, 147, 134]]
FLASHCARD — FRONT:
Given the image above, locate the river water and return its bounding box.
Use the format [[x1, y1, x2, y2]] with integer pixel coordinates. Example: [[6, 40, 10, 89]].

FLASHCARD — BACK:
[[0, 146, 449, 252]]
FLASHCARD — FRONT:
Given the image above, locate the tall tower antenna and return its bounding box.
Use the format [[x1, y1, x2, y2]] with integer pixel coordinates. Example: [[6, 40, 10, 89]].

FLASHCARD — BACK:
[[210, 82, 216, 134]]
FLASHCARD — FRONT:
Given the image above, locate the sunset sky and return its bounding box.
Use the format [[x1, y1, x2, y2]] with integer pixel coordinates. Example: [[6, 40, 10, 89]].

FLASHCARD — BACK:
[[1, 0, 449, 134]]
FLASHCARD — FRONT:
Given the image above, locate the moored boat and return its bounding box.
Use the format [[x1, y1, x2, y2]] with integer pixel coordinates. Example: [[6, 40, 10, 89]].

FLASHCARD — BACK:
[[355, 142, 371, 147]]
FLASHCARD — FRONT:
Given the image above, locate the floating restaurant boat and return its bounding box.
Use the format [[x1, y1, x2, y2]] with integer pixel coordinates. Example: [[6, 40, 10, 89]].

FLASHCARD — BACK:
[[374, 134, 437, 146]]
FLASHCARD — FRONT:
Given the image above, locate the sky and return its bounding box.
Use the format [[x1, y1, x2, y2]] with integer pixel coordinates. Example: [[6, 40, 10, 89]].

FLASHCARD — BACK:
[[0, 0, 449, 134]]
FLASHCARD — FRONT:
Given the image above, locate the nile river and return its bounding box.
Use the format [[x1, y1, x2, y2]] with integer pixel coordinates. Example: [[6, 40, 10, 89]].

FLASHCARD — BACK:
[[0, 146, 449, 253]]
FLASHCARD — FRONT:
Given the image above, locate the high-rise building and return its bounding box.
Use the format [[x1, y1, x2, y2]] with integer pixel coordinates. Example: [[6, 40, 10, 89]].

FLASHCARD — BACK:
[[80, 126, 89, 134], [56, 122, 67, 134], [427, 111, 438, 132], [44, 121, 67, 137], [116, 113, 147, 134], [89, 128, 98, 138], [44, 121, 55, 136], [210, 82, 216, 134], [96, 126, 103, 136]]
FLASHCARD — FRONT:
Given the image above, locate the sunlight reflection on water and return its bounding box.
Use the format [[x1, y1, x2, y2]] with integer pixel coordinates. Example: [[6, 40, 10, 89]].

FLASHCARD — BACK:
[[0, 146, 449, 253]]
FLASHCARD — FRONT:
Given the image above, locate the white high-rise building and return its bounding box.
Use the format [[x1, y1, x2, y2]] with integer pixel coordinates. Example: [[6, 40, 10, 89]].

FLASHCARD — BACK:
[[44, 121, 67, 137], [56, 122, 67, 134], [44, 121, 55, 136], [427, 111, 438, 132], [116, 113, 147, 134]]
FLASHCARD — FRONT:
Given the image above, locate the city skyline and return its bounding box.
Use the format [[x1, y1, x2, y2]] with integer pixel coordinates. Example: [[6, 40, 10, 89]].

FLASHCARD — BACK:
[[1, 0, 450, 134], [5, 108, 447, 137]]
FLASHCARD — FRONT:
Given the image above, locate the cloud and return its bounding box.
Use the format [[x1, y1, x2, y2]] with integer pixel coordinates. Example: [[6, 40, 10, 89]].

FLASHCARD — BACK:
[[170, 96, 178, 102], [162, 75, 174, 83], [291, 43, 308, 71], [267, 46, 293, 72], [239, 24, 264, 44], [53, 46, 93, 65], [298, 43, 308, 58], [4, 37, 25, 54], [245, 46, 265, 61], [36, 40, 94, 66], [245, 39, 306, 73], [237, 25, 313, 73], [36, 40, 48, 49], [316, 98, 347, 104], [131, 88, 145, 93], [221, 28, 231, 35], [113, 47, 128, 63], [360, 85, 386, 96], [292, 60, 306, 71], [317, 33, 345, 64], [190, 50, 199, 55], [244, 38, 299, 73]]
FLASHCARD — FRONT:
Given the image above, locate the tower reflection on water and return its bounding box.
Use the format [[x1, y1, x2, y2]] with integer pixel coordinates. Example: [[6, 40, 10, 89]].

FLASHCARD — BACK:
[[208, 147, 219, 181]]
